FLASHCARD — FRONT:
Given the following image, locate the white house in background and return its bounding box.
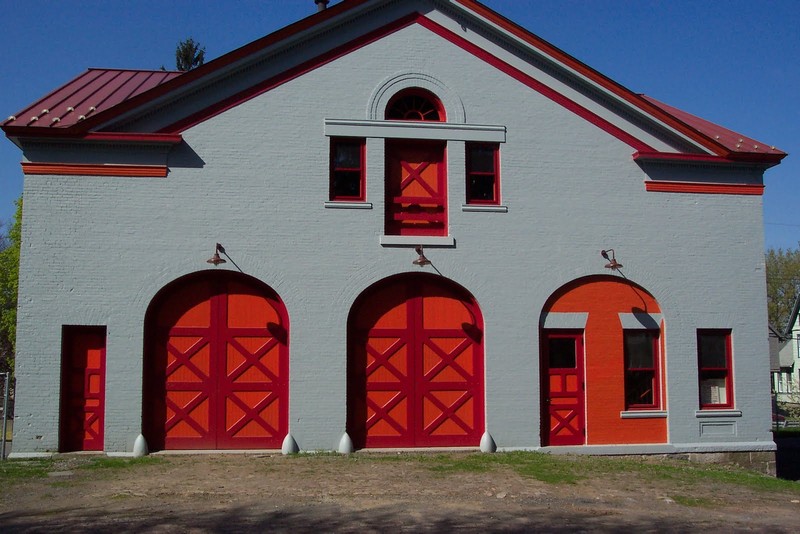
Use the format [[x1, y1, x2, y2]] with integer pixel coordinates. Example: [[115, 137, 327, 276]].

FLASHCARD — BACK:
[[773, 296, 800, 403], [1, 0, 786, 462]]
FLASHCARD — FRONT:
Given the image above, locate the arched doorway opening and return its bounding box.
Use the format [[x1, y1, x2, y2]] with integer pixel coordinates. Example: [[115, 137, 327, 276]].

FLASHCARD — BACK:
[[540, 275, 666, 446], [347, 273, 484, 449], [143, 271, 289, 450]]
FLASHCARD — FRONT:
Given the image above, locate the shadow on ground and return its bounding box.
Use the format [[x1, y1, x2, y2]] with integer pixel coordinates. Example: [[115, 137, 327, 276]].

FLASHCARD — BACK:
[[0, 504, 739, 533]]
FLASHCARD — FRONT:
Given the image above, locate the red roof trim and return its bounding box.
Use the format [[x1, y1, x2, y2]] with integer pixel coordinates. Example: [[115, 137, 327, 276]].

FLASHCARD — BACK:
[[55, 0, 374, 134], [416, 16, 654, 152], [633, 151, 783, 167], [162, 14, 655, 153], [452, 0, 736, 157], [644, 180, 764, 196], [3, 126, 182, 145], [22, 162, 168, 177], [161, 13, 420, 133]]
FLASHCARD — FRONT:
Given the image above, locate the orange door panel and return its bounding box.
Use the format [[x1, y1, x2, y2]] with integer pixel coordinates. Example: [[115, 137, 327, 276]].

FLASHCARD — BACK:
[[542, 331, 585, 446], [385, 140, 447, 236], [146, 273, 288, 450], [348, 275, 483, 448], [60, 326, 106, 452]]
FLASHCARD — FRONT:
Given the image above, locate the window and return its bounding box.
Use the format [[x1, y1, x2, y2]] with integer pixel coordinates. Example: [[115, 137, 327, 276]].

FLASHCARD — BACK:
[[623, 330, 660, 409], [466, 143, 499, 204], [385, 89, 444, 121], [330, 138, 365, 201], [697, 330, 733, 409]]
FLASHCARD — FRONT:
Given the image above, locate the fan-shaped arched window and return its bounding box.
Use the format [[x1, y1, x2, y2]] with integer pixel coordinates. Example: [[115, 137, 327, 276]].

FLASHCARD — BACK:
[[385, 89, 445, 122]]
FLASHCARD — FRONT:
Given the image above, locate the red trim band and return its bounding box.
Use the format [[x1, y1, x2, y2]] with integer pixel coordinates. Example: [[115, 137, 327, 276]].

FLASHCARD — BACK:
[[22, 162, 168, 177], [634, 151, 782, 167], [644, 181, 764, 195]]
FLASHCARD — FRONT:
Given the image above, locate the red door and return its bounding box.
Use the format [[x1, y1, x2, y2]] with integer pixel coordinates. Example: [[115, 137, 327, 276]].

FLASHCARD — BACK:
[[348, 275, 483, 448], [145, 273, 288, 450], [60, 326, 106, 452], [385, 140, 447, 236], [542, 331, 585, 446]]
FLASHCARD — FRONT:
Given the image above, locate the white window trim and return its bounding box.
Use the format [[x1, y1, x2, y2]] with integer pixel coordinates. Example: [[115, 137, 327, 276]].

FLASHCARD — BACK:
[[695, 410, 742, 418], [461, 204, 508, 213], [620, 410, 668, 419], [323, 201, 373, 209], [380, 235, 456, 247], [325, 119, 506, 143]]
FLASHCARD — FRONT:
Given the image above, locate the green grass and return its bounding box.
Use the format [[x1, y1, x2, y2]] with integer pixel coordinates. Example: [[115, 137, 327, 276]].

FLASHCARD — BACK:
[[0, 458, 56, 481], [79, 456, 164, 470]]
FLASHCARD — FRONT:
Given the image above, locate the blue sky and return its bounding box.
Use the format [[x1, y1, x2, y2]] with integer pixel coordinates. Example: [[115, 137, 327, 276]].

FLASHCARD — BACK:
[[1, 0, 798, 249]]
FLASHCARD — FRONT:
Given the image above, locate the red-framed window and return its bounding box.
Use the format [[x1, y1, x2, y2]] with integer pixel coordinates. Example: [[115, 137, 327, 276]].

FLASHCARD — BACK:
[[466, 143, 499, 204], [623, 330, 660, 410], [385, 89, 445, 122], [697, 329, 733, 409], [330, 137, 365, 201]]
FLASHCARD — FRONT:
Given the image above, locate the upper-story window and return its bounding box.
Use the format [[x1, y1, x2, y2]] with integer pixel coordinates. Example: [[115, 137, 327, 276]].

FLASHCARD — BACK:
[[466, 143, 500, 205], [385, 89, 445, 122], [330, 137, 365, 201]]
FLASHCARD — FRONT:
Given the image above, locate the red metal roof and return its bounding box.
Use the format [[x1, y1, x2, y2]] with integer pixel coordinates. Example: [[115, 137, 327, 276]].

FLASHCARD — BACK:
[[640, 95, 786, 158], [0, 0, 786, 166], [2, 69, 181, 130]]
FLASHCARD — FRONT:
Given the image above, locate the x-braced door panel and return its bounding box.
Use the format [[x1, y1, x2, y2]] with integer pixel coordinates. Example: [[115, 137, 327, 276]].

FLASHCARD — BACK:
[[542, 331, 585, 446], [147, 274, 288, 450], [349, 276, 483, 448], [60, 326, 107, 452], [385, 140, 447, 236]]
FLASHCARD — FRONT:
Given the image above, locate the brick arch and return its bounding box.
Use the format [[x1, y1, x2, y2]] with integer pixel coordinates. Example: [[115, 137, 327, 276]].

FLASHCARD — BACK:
[[143, 270, 289, 451], [540, 275, 667, 446], [367, 72, 465, 122], [347, 273, 484, 449]]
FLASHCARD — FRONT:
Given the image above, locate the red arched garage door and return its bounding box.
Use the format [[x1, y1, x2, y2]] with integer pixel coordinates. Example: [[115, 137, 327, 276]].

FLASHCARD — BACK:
[[347, 274, 484, 449], [144, 272, 288, 450]]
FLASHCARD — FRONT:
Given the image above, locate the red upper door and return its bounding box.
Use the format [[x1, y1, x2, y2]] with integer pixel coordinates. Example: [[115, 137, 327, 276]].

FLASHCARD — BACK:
[[146, 273, 288, 450], [542, 331, 585, 446], [60, 326, 106, 452], [348, 275, 483, 448], [385, 140, 447, 236]]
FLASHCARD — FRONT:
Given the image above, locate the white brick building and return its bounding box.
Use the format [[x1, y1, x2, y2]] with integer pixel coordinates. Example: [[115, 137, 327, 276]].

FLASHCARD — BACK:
[[2, 0, 785, 457]]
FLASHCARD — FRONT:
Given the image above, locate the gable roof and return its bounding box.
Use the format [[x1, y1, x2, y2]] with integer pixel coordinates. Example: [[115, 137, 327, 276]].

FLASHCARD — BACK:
[[1, 0, 787, 166]]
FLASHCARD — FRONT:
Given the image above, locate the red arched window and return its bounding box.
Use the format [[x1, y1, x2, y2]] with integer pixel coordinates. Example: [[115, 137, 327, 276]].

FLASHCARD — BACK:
[[385, 89, 445, 122]]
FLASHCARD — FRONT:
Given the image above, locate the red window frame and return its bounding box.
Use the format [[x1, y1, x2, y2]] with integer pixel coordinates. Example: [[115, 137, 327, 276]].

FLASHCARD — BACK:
[[465, 143, 499, 205], [697, 329, 734, 409], [330, 137, 366, 201], [623, 330, 660, 410]]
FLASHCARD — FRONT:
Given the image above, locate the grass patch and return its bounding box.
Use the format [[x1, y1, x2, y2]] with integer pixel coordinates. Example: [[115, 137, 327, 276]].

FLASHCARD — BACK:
[[0, 458, 56, 482], [79, 456, 164, 471]]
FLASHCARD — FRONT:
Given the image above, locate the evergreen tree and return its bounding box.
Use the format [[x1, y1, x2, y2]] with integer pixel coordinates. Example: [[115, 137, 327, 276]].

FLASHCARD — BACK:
[[175, 38, 205, 71]]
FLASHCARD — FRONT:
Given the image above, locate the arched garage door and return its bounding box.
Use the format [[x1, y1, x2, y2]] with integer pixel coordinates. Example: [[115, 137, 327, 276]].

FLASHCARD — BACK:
[[144, 272, 288, 450], [347, 273, 484, 449]]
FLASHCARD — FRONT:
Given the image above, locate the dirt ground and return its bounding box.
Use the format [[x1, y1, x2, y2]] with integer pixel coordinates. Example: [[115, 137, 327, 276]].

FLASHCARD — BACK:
[[1, 451, 799, 533]]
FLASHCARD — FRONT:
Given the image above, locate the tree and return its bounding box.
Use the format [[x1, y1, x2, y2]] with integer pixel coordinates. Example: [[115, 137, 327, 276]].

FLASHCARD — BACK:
[[0, 196, 21, 376], [175, 38, 205, 71], [766, 245, 800, 332]]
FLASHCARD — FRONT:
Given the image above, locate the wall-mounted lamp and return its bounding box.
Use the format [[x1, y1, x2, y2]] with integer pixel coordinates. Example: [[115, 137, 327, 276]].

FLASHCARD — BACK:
[[413, 245, 431, 267], [206, 243, 227, 266], [601, 249, 623, 270]]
